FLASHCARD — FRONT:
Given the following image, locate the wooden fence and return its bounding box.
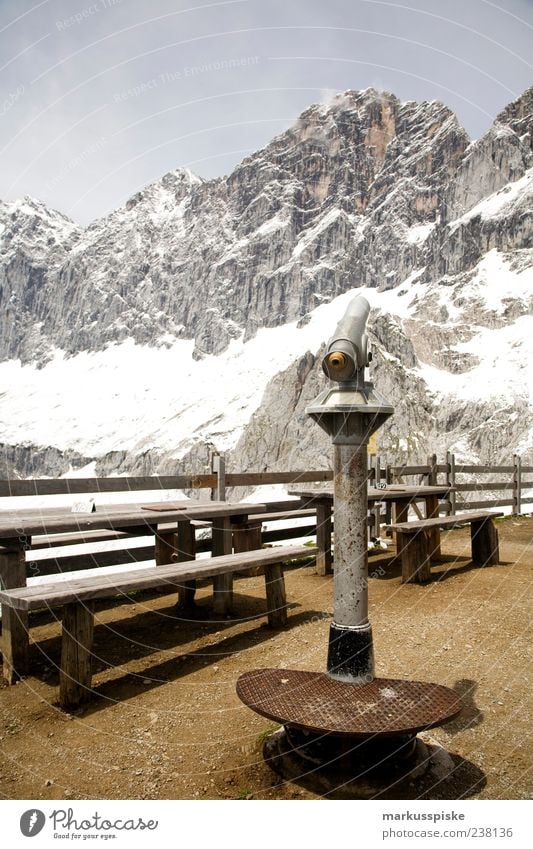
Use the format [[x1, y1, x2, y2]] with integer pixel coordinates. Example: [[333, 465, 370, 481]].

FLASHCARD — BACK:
[[383, 452, 533, 515], [1, 451, 531, 515]]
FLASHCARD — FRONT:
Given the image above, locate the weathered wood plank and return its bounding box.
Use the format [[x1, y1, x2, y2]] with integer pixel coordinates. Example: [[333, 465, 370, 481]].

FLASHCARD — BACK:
[[32, 536, 217, 572], [0, 475, 217, 498], [424, 493, 441, 560], [232, 517, 262, 554], [471, 518, 500, 566], [31, 529, 132, 549], [154, 530, 176, 566], [212, 516, 233, 615], [394, 500, 410, 525], [59, 602, 94, 709], [264, 563, 287, 627], [225, 470, 332, 487], [387, 511, 503, 532], [398, 530, 430, 584], [455, 499, 514, 510], [0, 502, 267, 539], [0, 547, 29, 682], [175, 522, 197, 608], [454, 482, 515, 492], [262, 525, 317, 544], [253, 508, 315, 522], [28, 546, 154, 577], [388, 465, 432, 476], [0, 545, 317, 611], [454, 465, 514, 474]]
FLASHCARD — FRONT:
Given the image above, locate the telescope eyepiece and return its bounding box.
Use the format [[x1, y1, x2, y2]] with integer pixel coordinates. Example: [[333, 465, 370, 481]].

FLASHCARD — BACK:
[[326, 351, 347, 371]]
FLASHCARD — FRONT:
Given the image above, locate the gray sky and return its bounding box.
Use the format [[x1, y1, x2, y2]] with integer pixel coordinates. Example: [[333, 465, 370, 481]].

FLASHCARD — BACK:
[[0, 0, 531, 223]]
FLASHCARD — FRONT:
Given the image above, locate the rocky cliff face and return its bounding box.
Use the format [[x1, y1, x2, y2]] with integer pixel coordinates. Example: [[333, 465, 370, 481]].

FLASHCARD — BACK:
[[0, 86, 531, 475]]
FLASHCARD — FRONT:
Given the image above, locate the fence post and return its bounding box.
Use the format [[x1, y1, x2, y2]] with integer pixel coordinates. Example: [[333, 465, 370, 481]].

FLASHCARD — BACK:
[[384, 460, 392, 528], [210, 452, 226, 502], [445, 450, 456, 515], [426, 453, 438, 485], [513, 454, 522, 515]]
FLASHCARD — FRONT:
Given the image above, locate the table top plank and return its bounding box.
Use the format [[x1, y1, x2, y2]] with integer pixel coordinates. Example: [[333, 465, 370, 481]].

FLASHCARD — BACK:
[[0, 502, 267, 540], [290, 485, 452, 503]]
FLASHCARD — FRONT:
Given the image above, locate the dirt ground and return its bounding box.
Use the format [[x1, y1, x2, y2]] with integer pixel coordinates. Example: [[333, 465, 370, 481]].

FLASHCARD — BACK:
[[1, 516, 531, 801]]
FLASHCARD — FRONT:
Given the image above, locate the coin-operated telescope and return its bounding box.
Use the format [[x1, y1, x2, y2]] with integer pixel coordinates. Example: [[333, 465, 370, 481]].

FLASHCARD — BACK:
[[307, 295, 393, 448], [307, 295, 393, 680], [322, 294, 371, 383]]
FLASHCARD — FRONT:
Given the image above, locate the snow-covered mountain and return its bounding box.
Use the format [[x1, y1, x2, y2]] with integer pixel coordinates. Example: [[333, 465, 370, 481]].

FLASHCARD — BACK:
[[0, 86, 531, 478]]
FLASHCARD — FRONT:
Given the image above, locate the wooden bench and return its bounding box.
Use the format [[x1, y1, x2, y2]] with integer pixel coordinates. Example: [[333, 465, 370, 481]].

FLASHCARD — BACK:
[[386, 512, 503, 583], [0, 544, 316, 709]]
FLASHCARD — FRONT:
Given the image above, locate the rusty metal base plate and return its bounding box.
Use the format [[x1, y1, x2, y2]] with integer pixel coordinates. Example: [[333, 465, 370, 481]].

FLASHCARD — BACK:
[[237, 668, 462, 737]]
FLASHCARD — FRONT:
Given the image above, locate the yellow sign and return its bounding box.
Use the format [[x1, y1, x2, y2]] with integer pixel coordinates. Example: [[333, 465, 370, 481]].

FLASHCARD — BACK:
[[368, 433, 378, 455]]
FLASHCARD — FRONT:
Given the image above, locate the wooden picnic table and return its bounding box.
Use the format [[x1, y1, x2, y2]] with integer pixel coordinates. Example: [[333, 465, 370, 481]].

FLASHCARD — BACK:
[[289, 485, 452, 574], [0, 500, 266, 678]]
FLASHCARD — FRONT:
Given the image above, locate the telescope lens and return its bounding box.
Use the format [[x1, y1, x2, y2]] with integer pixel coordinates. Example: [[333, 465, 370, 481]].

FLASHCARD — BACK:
[[327, 352, 347, 371]]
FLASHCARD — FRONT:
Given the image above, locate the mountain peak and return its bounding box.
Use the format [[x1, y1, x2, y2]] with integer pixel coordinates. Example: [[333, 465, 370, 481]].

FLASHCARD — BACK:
[[123, 167, 202, 214], [495, 85, 533, 144]]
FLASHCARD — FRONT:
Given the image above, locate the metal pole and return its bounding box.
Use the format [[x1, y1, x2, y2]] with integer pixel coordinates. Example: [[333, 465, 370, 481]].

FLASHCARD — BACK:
[[327, 442, 374, 683]]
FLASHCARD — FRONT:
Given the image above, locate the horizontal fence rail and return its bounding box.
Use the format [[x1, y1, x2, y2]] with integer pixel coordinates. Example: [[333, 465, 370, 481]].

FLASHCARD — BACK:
[[0, 470, 335, 498]]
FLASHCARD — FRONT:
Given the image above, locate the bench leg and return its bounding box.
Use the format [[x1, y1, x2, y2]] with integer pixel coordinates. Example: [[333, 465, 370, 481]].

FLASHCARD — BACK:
[[2, 607, 29, 684], [471, 518, 499, 566], [232, 518, 262, 553], [425, 494, 442, 561], [212, 517, 233, 615], [156, 525, 198, 607], [316, 502, 333, 576], [213, 573, 233, 616], [399, 531, 431, 584], [0, 547, 29, 683], [175, 522, 197, 609], [60, 602, 94, 710], [264, 563, 287, 627]]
